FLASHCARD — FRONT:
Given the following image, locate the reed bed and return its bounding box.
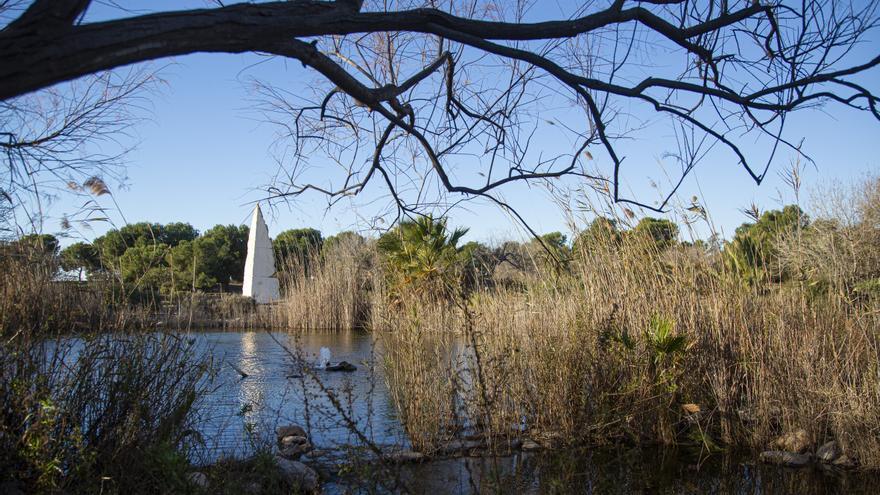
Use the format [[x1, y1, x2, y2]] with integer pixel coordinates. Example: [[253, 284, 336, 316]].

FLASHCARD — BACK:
[[4, 175, 880, 492], [271, 238, 378, 330], [0, 247, 109, 335], [371, 188, 880, 467]]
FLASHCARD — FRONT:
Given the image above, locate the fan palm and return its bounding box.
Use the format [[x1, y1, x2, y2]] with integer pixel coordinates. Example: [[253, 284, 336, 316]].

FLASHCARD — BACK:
[[377, 215, 468, 297]]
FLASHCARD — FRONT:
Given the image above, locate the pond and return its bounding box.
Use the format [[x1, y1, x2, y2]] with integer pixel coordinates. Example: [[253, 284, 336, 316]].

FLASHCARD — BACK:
[[188, 329, 880, 494], [194, 329, 403, 459]]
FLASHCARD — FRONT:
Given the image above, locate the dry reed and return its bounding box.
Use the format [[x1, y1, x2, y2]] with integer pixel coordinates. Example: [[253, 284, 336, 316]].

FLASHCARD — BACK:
[[272, 237, 378, 330], [370, 182, 880, 467]]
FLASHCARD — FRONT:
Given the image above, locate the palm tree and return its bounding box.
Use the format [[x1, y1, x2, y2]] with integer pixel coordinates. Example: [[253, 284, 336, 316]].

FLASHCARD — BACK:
[[377, 215, 468, 297]]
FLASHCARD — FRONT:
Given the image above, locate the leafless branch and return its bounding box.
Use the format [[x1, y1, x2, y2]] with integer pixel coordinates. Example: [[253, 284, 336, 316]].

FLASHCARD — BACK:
[[0, 0, 876, 229]]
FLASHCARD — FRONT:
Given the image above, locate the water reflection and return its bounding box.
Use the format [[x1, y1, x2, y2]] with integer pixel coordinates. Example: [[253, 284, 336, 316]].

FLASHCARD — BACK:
[[195, 329, 404, 461], [237, 331, 263, 425], [191, 330, 880, 494], [392, 448, 880, 494]]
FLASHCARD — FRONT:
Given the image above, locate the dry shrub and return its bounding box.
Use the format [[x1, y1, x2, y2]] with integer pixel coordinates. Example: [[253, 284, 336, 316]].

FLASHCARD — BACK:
[[0, 331, 211, 493], [0, 246, 109, 335]]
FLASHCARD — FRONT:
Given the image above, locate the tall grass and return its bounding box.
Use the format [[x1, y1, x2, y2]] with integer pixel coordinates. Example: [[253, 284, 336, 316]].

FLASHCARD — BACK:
[[273, 236, 378, 330], [375, 295, 462, 452], [0, 246, 109, 335], [1, 244, 215, 493], [372, 179, 880, 467]]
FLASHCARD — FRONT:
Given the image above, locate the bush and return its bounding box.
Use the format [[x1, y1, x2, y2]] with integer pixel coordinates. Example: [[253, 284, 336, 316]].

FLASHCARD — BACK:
[[0, 332, 211, 493]]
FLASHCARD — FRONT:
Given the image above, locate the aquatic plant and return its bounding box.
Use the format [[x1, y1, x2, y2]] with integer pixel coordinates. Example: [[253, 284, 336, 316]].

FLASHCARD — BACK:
[[372, 176, 880, 466]]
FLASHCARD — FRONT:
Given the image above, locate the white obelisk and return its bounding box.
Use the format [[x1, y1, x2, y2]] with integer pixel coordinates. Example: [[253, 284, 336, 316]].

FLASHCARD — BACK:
[[242, 204, 280, 303]]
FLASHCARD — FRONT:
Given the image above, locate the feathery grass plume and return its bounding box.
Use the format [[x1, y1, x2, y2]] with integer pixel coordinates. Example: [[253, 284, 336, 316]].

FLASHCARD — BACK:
[[83, 176, 110, 196]]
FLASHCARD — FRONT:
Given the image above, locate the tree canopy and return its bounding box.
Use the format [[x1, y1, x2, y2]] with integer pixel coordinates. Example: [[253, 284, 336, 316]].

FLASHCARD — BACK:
[[724, 205, 809, 282], [12, 234, 59, 257], [59, 242, 100, 280], [631, 217, 680, 250], [274, 228, 324, 272], [573, 217, 621, 254], [61, 222, 249, 292], [200, 224, 250, 287], [117, 243, 170, 290], [93, 222, 199, 263]]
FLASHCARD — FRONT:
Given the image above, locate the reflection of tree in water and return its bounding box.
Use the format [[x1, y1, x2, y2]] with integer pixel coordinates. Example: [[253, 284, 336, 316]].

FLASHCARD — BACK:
[[432, 448, 880, 495]]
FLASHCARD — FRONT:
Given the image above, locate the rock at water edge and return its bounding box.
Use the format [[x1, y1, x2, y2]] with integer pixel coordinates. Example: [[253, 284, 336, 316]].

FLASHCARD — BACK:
[[276, 424, 308, 442], [770, 429, 812, 454], [759, 450, 811, 467], [275, 456, 319, 493]]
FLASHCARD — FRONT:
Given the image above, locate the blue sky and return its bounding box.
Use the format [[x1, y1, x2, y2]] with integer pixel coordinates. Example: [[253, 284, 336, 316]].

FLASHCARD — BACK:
[[45, 1, 880, 246]]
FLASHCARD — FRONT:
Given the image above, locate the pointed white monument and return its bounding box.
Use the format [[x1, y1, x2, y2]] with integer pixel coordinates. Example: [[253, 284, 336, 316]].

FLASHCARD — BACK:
[[242, 204, 280, 304]]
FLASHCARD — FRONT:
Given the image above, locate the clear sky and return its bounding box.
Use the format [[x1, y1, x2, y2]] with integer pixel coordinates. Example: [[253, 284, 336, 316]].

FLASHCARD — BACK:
[[44, 1, 880, 246]]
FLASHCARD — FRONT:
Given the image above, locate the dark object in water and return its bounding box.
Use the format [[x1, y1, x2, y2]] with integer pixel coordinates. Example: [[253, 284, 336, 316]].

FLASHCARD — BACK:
[[325, 361, 357, 372], [230, 363, 248, 378]]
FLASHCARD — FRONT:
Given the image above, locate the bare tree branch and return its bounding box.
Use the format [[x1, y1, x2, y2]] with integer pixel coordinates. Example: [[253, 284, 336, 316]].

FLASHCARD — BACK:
[[1, 0, 877, 229]]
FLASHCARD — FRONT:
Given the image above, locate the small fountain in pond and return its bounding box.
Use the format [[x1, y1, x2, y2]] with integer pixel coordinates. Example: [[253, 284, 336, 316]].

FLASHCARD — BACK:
[[316, 346, 357, 372], [318, 347, 332, 369]]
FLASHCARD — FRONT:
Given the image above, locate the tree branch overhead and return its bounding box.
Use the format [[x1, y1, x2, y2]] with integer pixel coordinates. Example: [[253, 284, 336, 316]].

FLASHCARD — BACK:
[[1, 0, 877, 222]]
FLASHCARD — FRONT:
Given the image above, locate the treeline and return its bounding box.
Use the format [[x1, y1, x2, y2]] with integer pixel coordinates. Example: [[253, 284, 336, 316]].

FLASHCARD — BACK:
[[2, 216, 679, 299], [373, 203, 880, 304], [3, 224, 363, 295], [5, 191, 879, 304]]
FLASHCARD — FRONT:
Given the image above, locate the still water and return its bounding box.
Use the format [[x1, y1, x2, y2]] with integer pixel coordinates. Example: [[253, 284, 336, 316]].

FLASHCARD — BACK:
[[192, 330, 879, 494], [194, 329, 404, 458]]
